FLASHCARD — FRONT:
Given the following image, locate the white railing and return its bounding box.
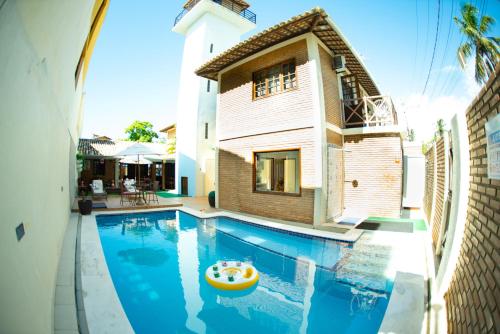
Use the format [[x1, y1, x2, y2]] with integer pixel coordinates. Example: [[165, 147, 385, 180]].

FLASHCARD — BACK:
[[341, 95, 398, 128]]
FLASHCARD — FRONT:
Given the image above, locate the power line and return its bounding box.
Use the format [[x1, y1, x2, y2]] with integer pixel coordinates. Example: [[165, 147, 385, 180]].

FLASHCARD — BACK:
[[411, 0, 420, 92], [422, 0, 442, 95]]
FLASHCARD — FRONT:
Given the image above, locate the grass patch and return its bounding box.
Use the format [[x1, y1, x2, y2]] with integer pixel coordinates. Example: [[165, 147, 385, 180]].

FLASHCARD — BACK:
[[156, 191, 188, 199], [367, 216, 427, 232]]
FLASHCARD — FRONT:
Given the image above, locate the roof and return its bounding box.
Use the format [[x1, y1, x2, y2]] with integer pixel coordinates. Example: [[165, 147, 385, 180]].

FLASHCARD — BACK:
[[195, 7, 380, 96], [78, 139, 173, 159], [159, 123, 176, 133], [183, 0, 250, 10]]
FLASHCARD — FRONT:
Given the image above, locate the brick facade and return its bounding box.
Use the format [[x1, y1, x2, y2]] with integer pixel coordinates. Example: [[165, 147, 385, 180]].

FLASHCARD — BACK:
[[219, 128, 316, 224], [319, 45, 342, 127], [218, 39, 318, 224], [444, 68, 500, 333], [219, 40, 314, 141], [431, 137, 446, 247], [343, 133, 403, 218], [424, 146, 435, 223]]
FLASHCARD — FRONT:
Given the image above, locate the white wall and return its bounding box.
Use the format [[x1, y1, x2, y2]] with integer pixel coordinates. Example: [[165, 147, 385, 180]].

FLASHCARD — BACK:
[[0, 1, 95, 332], [174, 0, 255, 197]]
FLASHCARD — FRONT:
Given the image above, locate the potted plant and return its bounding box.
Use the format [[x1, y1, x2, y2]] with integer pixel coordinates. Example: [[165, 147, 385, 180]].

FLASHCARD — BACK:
[[78, 187, 93, 215], [208, 191, 215, 208]]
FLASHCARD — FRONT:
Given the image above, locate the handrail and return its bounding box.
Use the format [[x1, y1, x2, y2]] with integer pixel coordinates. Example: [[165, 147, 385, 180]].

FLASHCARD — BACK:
[[341, 96, 398, 128], [174, 0, 256, 26]]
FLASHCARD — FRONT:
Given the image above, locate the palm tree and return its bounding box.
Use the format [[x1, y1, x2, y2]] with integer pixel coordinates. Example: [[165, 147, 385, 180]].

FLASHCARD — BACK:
[[454, 3, 500, 84], [435, 119, 446, 138]]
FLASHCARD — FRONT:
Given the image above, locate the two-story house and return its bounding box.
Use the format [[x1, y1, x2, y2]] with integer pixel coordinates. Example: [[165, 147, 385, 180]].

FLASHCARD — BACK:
[[195, 7, 403, 225]]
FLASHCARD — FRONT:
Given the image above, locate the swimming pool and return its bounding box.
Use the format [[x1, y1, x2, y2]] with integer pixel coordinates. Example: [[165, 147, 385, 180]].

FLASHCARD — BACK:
[[96, 210, 393, 333]]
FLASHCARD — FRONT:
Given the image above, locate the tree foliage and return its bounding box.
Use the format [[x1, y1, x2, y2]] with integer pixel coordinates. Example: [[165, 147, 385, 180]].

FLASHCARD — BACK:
[[125, 121, 158, 143], [454, 3, 500, 84]]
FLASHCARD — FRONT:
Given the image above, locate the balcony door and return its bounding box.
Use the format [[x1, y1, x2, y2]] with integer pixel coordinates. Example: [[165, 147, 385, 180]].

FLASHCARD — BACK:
[[341, 75, 363, 127]]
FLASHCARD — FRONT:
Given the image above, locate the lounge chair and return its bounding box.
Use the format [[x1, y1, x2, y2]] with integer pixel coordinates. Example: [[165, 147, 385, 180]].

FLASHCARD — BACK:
[[91, 180, 108, 200]]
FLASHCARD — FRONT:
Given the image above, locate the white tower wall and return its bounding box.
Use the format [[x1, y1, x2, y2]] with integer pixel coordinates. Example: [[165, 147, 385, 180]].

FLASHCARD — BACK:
[[173, 0, 255, 196]]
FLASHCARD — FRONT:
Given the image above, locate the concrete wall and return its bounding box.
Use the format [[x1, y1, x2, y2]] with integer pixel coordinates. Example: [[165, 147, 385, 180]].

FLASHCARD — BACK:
[[0, 1, 104, 332], [443, 67, 500, 334], [343, 134, 403, 218]]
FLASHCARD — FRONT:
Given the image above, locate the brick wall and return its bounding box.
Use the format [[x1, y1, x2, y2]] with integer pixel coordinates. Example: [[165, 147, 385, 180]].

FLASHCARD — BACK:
[[218, 127, 316, 224], [219, 39, 314, 141], [343, 133, 402, 218], [319, 45, 342, 127], [431, 137, 446, 247], [444, 68, 500, 333], [424, 146, 435, 223]]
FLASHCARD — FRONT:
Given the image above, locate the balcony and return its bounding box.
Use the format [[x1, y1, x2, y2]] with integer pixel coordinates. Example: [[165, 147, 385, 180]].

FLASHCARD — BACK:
[[174, 0, 257, 27], [341, 95, 398, 128]]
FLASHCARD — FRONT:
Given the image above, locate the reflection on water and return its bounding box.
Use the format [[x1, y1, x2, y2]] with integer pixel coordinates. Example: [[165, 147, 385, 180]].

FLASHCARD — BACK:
[[97, 211, 392, 334]]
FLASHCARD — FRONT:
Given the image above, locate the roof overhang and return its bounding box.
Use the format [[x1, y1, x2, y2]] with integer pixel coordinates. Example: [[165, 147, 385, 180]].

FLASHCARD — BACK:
[[160, 123, 176, 133], [195, 7, 380, 96]]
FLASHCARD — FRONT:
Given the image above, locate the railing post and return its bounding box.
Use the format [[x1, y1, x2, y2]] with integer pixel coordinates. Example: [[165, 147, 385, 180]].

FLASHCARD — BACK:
[[363, 96, 368, 126], [341, 100, 345, 127]]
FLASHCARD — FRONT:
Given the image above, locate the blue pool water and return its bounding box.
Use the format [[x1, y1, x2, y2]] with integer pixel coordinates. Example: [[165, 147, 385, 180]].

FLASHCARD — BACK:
[[96, 211, 392, 333]]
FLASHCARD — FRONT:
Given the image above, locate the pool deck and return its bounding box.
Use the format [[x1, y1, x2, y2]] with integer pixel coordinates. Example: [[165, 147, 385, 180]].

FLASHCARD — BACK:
[[59, 200, 429, 334]]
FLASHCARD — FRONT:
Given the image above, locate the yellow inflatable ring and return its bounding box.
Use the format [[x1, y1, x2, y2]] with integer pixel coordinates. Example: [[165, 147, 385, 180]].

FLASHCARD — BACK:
[[205, 261, 259, 291]]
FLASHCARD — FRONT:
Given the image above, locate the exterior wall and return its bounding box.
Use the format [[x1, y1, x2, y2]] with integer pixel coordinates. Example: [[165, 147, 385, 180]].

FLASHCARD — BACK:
[[174, 2, 254, 197], [431, 137, 446, 247], [326, 129, 342, 146], [424, 146, 436, 223], [343, 134, 403, 218], [0, 1, 103, 333], [219, 40, 314, 140], [218, 128, 316, 224], [444, 68, 500, 334], [318, 46, 342, 127]]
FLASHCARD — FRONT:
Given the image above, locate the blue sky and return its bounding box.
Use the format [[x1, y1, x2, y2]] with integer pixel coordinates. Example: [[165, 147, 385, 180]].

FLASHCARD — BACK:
[[82, 0, 500, 142]]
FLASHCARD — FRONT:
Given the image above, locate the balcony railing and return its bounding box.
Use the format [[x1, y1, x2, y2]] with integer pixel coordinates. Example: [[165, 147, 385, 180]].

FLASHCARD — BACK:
[[174, 0, 257, 26], [341, 95, 398, 128]]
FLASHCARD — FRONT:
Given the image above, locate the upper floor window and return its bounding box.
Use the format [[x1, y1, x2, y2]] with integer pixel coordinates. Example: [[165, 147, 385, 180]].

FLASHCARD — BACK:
[[253, 60, 297, 99]]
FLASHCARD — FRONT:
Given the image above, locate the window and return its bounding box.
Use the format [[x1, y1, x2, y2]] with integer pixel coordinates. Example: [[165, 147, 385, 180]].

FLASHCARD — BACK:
[[210, 43, 214, 53], [253, 60, 297, 99], [92, 159, 105, 176], [207, 80, 211, 92], [254, 150, 300, 195], [205, 123, 208, 139]]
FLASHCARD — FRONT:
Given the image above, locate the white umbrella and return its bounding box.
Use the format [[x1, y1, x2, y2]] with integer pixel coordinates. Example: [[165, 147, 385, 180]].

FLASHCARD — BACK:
[[119, 157, 152, 165], [116, 143, 161, 187]]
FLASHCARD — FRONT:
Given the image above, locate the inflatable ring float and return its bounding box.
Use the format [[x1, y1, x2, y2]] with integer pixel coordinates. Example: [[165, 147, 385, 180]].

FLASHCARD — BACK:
[[205, 261, 259, 291]]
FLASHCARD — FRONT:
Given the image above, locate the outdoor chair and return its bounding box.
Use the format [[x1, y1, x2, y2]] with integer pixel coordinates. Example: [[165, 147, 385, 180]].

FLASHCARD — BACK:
[[120, 181, 137, 206], [91, 180, 108, 200], [145, 180, 159, 205]]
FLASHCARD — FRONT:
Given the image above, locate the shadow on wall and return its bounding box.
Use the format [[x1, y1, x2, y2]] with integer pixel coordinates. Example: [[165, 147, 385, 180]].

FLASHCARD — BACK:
[[218, 148, 316, 224]]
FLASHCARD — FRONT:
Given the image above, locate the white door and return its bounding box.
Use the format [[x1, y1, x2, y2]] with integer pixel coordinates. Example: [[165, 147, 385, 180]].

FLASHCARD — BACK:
[[403, 155, 425, 208], [327, 145, 343, 221]]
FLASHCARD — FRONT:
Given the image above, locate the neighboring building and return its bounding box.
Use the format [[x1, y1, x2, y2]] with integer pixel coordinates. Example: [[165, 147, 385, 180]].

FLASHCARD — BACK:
[[196, 8, 404, 225], [172, 0, 256, 196], [78, 139, 175, 190], [0, 1, 109, 332], [160, 123, 177, 143]]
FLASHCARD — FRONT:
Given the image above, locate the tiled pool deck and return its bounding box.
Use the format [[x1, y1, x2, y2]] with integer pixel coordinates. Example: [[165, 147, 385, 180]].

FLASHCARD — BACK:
[[56, 200, 429, 333]]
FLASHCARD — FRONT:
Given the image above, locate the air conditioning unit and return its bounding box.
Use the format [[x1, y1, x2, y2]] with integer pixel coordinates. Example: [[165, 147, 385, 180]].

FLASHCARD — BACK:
[[332, 55, 346, 73]]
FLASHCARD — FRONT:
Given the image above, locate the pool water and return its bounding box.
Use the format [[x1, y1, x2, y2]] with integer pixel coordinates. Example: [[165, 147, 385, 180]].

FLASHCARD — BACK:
[[96, 211, 392, 334]]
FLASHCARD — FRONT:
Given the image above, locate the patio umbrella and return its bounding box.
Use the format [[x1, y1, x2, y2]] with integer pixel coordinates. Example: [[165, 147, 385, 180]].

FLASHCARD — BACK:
[[116, 143, 162, 186]]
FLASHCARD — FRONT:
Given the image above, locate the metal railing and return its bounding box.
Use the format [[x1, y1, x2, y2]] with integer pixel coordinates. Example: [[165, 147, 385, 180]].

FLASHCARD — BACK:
[[174, 0, 256, 26], [341, 95, 398, 128]]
